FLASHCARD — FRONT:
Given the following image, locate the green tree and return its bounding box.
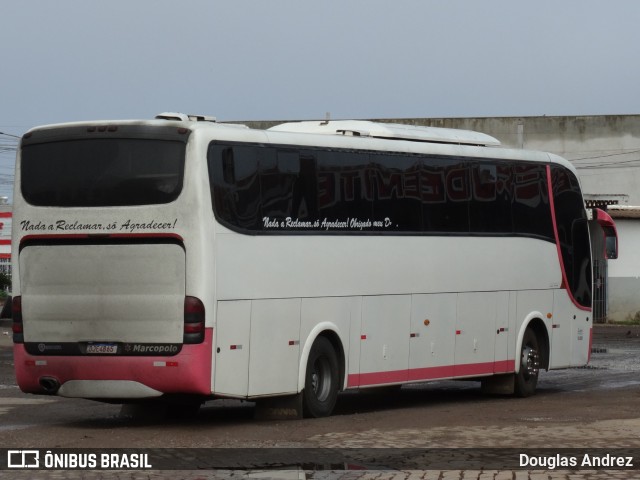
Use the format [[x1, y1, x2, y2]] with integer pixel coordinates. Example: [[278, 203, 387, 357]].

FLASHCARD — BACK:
[[0, 272, 11, 291]]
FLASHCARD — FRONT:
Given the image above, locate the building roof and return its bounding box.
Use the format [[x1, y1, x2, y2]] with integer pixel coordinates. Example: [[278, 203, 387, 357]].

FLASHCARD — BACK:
[[608, 205, 640, 219]]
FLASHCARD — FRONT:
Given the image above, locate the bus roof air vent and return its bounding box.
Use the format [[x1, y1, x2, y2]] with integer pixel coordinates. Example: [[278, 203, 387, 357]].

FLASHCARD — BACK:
[[156, 112, 190, 121], [155, 112, 217, 122], [269, 120, 501, 147]]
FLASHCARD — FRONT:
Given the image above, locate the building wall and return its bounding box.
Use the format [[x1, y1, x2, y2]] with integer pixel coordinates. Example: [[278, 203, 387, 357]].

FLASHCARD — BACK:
[[607, 219, 640, 321]]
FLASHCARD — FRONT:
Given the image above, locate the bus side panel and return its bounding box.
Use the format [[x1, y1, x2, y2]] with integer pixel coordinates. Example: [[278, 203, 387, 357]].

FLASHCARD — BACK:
[[248, 299, 301, 397], [357, 295, 411, 386], [454, 292, 497, 377], [571, 310, 592, 367], [214, 235, 561, 302], [408, 293, 456, 380], [493, 291, 511, 373], [214, 300, 252, 397], [506, 291, 518, 370], [551, 290, 592, 368], [551, 291, 573, 368], [346, 297, 363, 388]]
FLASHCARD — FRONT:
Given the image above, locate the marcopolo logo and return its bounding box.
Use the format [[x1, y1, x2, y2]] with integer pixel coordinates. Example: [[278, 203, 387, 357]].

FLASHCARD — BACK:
[[131, 344, 179, 354], [8, 450, 39, 469], [121, 343, 181, 355]]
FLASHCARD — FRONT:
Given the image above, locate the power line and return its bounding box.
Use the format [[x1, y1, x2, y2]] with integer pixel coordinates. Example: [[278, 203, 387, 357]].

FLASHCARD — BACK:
[[575, 160, 640, 170], [569, 149, 640, 162], [0, 131, 20, 139]]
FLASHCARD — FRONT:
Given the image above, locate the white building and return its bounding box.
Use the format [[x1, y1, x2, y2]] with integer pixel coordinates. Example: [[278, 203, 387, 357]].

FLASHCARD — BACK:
[[0, 204, 11, 278]]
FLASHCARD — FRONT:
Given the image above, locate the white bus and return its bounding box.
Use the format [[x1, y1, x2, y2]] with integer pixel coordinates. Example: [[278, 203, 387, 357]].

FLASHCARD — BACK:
[[12, 114, 618, 417]]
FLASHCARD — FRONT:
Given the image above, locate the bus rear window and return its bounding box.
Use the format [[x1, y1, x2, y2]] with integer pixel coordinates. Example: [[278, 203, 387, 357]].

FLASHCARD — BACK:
[[21, 139, 185, 207]]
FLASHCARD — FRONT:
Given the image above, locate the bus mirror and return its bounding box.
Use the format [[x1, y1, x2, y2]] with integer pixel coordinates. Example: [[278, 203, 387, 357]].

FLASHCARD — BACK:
[[594, 208, 618, 260]]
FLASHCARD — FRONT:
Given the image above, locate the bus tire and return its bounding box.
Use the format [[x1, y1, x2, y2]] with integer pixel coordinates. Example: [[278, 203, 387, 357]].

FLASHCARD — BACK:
[[303, 336, 339, 418], [515, 327, 540, 397]]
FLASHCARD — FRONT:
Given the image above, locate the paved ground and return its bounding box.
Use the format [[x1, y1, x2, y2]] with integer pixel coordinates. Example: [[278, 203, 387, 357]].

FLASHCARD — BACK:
[[1, 324, 639, 479]]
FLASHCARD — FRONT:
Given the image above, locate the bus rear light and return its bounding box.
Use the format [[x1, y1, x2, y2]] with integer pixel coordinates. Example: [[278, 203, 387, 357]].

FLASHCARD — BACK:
[[24, 360, 48, 367], [183, 296, 205, 344], [184, 323, 204, 334], [12, 296, 23, 344]]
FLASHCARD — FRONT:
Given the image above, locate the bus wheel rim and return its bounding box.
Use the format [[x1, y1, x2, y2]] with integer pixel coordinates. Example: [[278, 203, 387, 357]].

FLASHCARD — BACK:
[[522, 345, 540, 381], [312, 357, 331, 401]]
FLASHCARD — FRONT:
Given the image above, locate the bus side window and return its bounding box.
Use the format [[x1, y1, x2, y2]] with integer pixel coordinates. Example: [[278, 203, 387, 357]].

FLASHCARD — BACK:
[[603, 226, 618, 259], [371, 153, 423, 231], [260, 149, 301, 219], [469, 162, 513, 234], [422, 157, 470, 233], [512, 164, 554, 241], [208, 144, 261, 230], [316, 150, 372, 228]]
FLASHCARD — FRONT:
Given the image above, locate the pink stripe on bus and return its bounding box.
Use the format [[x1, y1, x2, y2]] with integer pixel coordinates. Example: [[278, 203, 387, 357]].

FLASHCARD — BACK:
[[347, 359, 516, 387]]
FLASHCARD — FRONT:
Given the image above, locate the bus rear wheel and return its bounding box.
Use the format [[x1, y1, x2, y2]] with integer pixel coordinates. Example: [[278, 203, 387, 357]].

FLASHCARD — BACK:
[[515, 327, 540, 397], [303, 336, 339, 418]]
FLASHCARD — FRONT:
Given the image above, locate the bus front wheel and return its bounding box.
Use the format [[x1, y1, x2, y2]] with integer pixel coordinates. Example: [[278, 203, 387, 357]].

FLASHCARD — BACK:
[[515, 327, 540, 397], [303, 336, 339, 418]]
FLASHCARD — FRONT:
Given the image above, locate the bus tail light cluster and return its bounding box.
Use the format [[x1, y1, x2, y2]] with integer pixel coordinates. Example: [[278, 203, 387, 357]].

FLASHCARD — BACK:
[[183, 296, 205, 344], [12, 296, 23, 344]]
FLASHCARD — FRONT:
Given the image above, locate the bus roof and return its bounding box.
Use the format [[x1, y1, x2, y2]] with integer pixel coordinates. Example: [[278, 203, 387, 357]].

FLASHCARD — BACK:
[[268, 120, 502, 147], [22, 114, 579, 176]]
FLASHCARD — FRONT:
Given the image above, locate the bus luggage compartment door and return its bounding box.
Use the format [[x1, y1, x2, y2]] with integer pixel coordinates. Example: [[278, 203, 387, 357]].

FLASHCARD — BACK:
[[214, 300, 251, 397]]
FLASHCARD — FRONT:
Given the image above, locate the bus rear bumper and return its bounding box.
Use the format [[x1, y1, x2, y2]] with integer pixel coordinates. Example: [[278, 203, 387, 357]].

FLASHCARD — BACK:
[[13, 328, 213, 399], [58, 380, 163, 399]]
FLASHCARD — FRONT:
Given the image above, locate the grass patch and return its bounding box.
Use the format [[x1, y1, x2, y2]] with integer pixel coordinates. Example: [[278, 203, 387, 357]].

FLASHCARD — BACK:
[[615, 311, 640, 326]]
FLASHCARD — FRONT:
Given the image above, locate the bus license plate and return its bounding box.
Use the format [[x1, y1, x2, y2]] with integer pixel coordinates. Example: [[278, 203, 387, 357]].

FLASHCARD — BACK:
[[86, 344, 118, 354]]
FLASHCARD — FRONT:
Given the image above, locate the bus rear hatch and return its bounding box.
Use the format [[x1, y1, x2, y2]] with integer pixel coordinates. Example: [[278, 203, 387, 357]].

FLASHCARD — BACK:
[[19, 241, 185, 355]]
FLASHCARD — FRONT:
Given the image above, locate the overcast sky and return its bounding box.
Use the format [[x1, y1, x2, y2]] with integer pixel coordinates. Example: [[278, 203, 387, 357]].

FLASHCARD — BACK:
[[1, 0, 640, 199]]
